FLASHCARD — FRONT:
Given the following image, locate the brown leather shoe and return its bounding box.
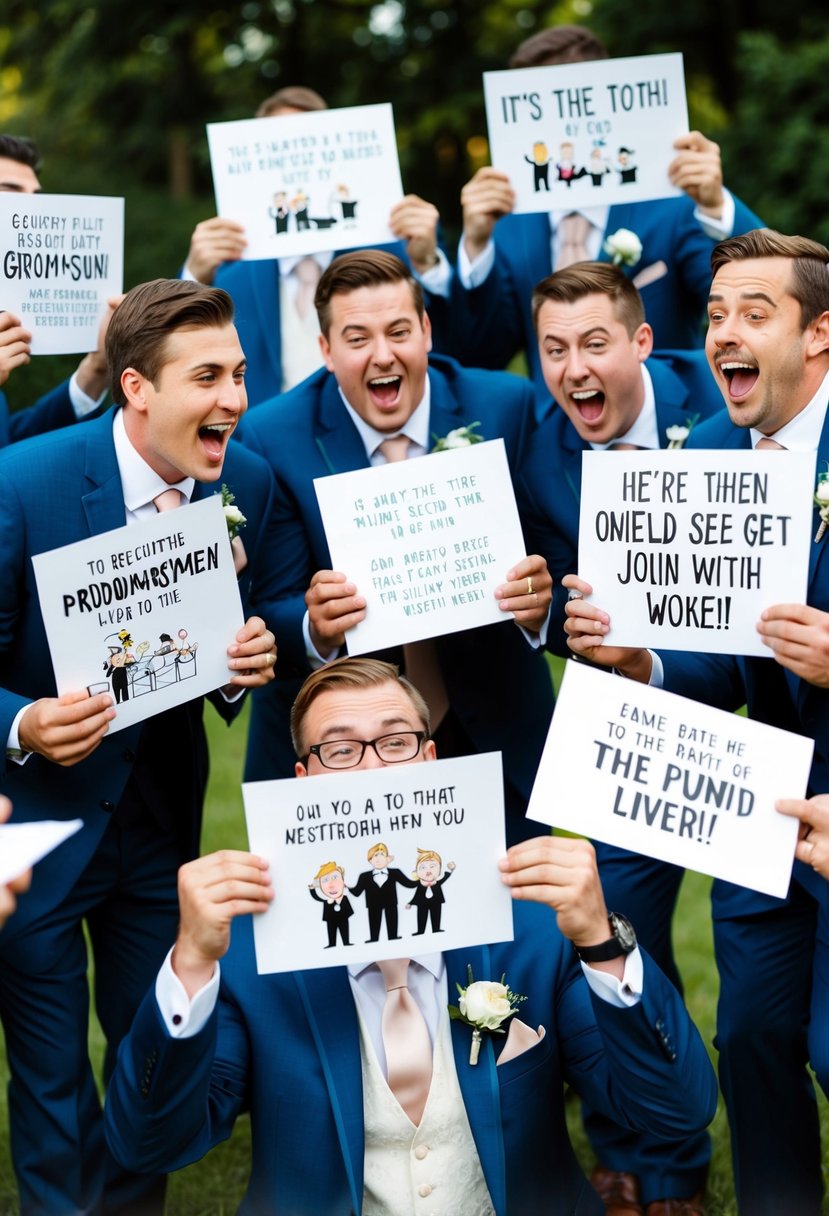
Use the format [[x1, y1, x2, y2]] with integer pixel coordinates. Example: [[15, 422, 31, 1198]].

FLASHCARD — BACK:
[[645, 1195, 706, 1216], [590, 1165, 644, 1215]]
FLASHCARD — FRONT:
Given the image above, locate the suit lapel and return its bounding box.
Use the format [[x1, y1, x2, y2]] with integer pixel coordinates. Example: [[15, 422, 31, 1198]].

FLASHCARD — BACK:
[[445, 944, 507, 1216], [315, 375, 371, 474], [807, 410, 829, 586], [295, 969, 365, 1213], [251, 260, 284, 387], [427, 366, 466, 446], [81, 413, 127, 536]]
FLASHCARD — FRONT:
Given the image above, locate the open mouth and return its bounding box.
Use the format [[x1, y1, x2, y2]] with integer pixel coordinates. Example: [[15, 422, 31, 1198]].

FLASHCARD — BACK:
[[719, 361, 759, 402], [571, 388, 605, 422], [199, 421, 234, 460], [368, 375, 402, 409]]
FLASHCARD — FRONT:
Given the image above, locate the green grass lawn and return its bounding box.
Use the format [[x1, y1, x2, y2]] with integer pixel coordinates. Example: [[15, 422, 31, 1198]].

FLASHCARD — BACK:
[[0, 688, 827, 1213]]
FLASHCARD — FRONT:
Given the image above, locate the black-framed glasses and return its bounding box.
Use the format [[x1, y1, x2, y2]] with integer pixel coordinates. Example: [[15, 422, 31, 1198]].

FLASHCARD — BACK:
[[305, 731, 428, 770]]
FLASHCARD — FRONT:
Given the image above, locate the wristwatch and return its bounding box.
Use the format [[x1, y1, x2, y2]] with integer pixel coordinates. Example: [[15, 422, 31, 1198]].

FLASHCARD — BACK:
[[573, 912, 637, 963]]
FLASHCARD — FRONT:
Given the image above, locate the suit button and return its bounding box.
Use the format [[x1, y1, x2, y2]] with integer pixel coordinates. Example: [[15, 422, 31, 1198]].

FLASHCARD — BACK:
[[100, 800, 115, 813], [414, 1144, 428, 1160], [418, 1184, 432, 1197], [122, 749, 135, 762]]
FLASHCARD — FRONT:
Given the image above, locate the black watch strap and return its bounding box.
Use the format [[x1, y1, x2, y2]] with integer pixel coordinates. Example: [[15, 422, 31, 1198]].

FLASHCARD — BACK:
[[573, 912, 637, 963]]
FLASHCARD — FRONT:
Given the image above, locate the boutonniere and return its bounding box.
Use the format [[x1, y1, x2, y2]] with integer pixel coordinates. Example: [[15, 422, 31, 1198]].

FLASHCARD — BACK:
[[665, 413, 700, 451], [431, 422, 483, 452], [220, 483, 247, 540], [603, 228, 642, 268], [814, 469, 829, 543], [448, 965, 526, 1065]]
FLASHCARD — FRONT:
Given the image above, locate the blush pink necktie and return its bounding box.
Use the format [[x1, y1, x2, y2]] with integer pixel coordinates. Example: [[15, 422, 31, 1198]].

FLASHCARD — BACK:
[[378, 435, 450, 728], [755, 437, 785, 450], [152, 488, 184, 512], [376, 958, 432, 1125], [557, 212, 592, 269]]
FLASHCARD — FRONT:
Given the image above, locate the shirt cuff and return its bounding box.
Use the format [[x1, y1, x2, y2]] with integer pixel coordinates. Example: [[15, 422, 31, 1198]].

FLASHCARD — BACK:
[[517, 605, 550, 649], [648, 652, 664, 687], [68, 371, 107, 419], [581, 946, 643, 1008], [302, 609, 342, 669], [6, 705, 33, 764], [155, 947, 220, 1038], [457, 238, 495, 289], [694, 188, 735, 240], [413, 249, 451, 299]]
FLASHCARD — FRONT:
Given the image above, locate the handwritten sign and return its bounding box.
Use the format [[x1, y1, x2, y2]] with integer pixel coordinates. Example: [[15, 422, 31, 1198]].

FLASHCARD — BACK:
[[0, 820, 82, 886], [207, 103, 403, 260], [314, 440, 526, 653], [578, 450, 815, 655], [0, 193, 124, 355], [483, 53, 687, 212], [32, 496, 244, 733], [244, 752, 512, 973], [528, 662, 812, 897]]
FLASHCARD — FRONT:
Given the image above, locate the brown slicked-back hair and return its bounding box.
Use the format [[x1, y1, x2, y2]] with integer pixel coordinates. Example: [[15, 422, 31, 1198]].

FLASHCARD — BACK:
[[711, 228, 829, 330], [314, 250, 425, 337], [256, 86, 327, 118], [106, 278, 235, 406], [290, 656, 431, 759], [509, 25, 609, 68], [532, 262, 645, 337]]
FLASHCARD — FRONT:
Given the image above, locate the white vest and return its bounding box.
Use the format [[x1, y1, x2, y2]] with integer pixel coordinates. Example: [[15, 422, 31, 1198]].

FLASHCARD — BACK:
[[278, 272, 325, 391], [357, 1004, 495, 1216]]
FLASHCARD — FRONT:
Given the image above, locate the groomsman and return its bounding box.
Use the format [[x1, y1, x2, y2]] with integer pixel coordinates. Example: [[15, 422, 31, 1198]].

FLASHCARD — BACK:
[[566, 229, 829, 1216], [519, 260, 723, 1216], [237, 248, 555, 843], [447, 25, 762, 419], [0, 278, 276, 1214]]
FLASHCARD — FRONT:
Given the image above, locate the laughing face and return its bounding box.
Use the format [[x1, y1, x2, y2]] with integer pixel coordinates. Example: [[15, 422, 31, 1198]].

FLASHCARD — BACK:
[[536, 293, 651, 443], [318, 280, 431, 433], [122, 324, 247, 484], [706, 257, 820, 434]]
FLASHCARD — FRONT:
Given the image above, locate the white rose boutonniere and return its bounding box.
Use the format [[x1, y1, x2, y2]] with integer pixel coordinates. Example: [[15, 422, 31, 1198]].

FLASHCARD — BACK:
[[431, 421, 483, 452], [449, 966, 526, 1064], [603, 228, 643, 268], [220, 484, 247, 540], [814, 470, 829, 543], [666, 413, 700, 450]]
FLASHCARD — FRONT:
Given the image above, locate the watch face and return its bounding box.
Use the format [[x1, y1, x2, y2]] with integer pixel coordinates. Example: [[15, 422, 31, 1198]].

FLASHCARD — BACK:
[[609, 912, 637, 952]]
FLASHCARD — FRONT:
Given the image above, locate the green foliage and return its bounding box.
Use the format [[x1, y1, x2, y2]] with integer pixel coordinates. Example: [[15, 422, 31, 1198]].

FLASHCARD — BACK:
[[718, 32, 829, 245]]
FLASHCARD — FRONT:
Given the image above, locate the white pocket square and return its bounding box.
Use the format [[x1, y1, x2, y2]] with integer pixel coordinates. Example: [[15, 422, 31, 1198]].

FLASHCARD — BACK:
[[632, 260, 668, 290], [496, 1018, 546, 1066]]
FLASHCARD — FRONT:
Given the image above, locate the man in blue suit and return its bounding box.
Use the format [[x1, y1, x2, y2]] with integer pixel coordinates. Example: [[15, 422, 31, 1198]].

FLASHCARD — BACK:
[[517, 261, 724, 1215], [447, 26, 762, 420], [519, 262, 724, 659], [236, 249, 555, 843], [104, 655, 717, 1215], [183, 86, 451, 406], [0, 278, 278, 1215], [565, 229, 829, 1215]]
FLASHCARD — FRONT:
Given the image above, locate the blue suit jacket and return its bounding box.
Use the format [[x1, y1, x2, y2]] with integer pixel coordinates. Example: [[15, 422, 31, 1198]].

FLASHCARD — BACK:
[[235, 355, 555, 809], [659, 407, 829, 917], [0, 380, 83, 447], [447, 195, 762, 417], [216, 243, 452, 408], [105, 901, 717, 1216], [518, 350, 725, 653], [0, 411, 276, 936]]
